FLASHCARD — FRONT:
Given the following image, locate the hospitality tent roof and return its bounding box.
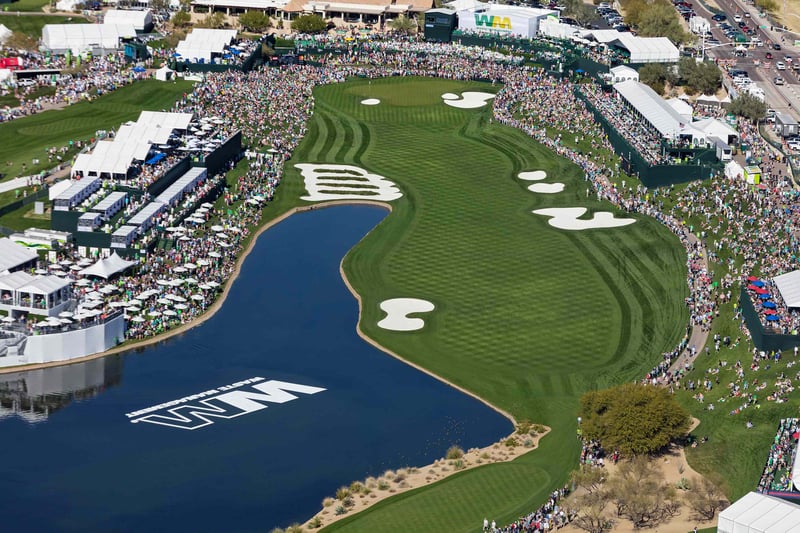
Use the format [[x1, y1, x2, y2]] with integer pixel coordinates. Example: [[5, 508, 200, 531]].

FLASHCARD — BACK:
[[582, 29, 679, 63], [0, 238, 38, 273], [192, 0, 289, 8], [613, 80, 685, 138], [691, 117, 738, 142], [774, 270, 800, 308], [0, 24, 11, 45], [42, 24, 136, 54], [18, 275, 70, 295], [175, 28, 237, 62], [48, 179, 73, 201], [79, 252, 137, 279], [718, 492, 800, 533], [0, 271, 36, 291], [103, 9, 153, 32], [128, 201, 165, 226], [665, 97, 693, 120]]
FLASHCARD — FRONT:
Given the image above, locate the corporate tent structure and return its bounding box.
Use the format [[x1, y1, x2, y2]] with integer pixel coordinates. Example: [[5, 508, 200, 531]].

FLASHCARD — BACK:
[[175, 28, 237, 63], [774, 270, 800, 309], [582, 29, 679, 63], [609, 65, 639, 83], [155, 65, 175, 81], [456, 4, 557, 38], [0, 238, 39, 274], [718, 492, 800, 533], [42, 24, 136, 55], [79, 252, 137, 279], [0, 24, 11, 45], [613, 79, 686, 139], [103, 9, 154, 33]]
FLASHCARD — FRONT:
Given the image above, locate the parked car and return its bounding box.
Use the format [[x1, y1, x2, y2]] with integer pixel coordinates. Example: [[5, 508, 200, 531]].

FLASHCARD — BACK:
[[712, 13, 727, 21], [776, 61, 786, 70], [774, 76, 785, 85], [766, 52, 774, 59], [774, 43, 782, 50]]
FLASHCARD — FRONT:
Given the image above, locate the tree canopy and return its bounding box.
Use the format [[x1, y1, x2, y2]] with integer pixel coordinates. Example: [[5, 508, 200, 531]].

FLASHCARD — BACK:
[[291, 14, 327, 33], [171, 10, 191, 28], [563, 0, 596, 27], [579, 383, 690, 456], [638, 63, 670, 95], [389, 15, 417, 34], [239, 10, 272, 33], [678, 58, 722, 95], [728, 92, 767, 122]]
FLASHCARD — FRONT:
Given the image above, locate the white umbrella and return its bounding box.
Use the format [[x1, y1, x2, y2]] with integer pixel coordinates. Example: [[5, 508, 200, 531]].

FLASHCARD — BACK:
[[191, 294, 204, 301], [75, 279, 91, 287], [184, 263, 197, 270], [163, 309, 178, 317], [48, 263, 63, 270], [217, 233, 228, 240], [206, 281, 220, 288], [131, 316, 146, 323], [166, 226, 182, 233], [102, 284, 117, 292], [179, 236, 191, 242], [85, 291, 103, 299], [157, 298, 172, 305], [1, 316, 14, 323], [99, 287, 115, 295], [168, 295, 187, 302], [78, 259, 93, 266], [219, 242, 232, 248], [208, 251, 222, 258], [196, 259, 211, 266], [156, 279, 171, 286], [126, 306, 141, 312], [174, 303, 189, 310], [246, 199, 260, 205], [47, 318, 62, 326], [70, 265, 82, 271], [53, 270, 67, 277], [109, 301, 128, 308], [35, 321, 49, 327], [58, 311, 74, 318], [59, 318, 72, 324], [184, 277, 198, 284], [173, 266, 188, 273], [201, 202, 213, 208], [198, 284, 212, 291], [59, 259, 73, 266], [148, 310, 162, 317], [170, 279, 185, 287], [211, 225, 224, 232]]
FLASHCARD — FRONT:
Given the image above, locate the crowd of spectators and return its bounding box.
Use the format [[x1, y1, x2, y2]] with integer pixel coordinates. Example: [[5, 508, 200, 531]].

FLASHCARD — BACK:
[[757, 418, 799, 493]]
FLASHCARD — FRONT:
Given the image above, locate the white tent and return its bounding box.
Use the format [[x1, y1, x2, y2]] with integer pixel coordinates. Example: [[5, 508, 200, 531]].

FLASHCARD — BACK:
[[582, 29, 679, 63], [692, 117, 738, 144], [55, 0, 80, 10], [609, 65, 639, 83], [666, 97, 693, 122], [103, 9, 153, 32], [79, 252, 137, 279], [613, 80, 686, 138], [718, 492, 800, 533], [155, 65, 175, 81], [0, 238, 39, 273], [48, 179, 74, 202], [42, 23, 136, 54], [0, 24, 11, 45], [0, 69, 12, 84], [175, 28, 237, 63], [774, 270, 800, 308]]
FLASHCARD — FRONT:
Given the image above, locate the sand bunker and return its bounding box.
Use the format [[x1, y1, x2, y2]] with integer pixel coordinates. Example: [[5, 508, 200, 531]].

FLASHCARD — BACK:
[[528, 183, 565, 194], [533, 207, 636, 230], [518, 170, 547, 181], [441, 92, 495, 109], [361, 99, 380, 105], [295, 164, 403, 202], [377, 298, 435, 331]]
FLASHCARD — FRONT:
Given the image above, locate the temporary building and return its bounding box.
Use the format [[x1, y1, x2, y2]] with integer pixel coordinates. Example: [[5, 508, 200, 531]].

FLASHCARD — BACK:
[[0, 238, 39, 274], [456, 5, 557, 39], [79, 252, 137, 279], [103, 9, 154, 32], [665, 97, 693, 122], [609, 65, 639, 83], [55, 0, 80, 10], [42, 23, 136, 54], [0, 24, 11, 45], [613, 80, 686, 139], [175, 28, 237, 63], [773, 270, 800, 309], [718, 492, 800, 533], [155, 65, 175, 81], [691, 117, 738, 145], [582, 29, 679, 63], [743, 165, 761, 185]]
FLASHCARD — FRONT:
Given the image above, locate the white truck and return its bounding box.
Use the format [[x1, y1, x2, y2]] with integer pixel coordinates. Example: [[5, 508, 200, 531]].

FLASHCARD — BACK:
[[690, 16, 711, 35]]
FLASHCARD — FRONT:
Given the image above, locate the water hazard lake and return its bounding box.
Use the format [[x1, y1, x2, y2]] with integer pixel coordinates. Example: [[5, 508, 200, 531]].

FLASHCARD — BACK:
[[0, 205, 511, 532]]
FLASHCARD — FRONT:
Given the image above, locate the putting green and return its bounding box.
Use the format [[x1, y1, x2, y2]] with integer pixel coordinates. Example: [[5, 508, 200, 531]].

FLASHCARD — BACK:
[[274, 76, 689, 531]]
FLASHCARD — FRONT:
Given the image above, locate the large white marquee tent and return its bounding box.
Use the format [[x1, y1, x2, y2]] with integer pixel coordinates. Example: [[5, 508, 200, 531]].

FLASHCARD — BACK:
[[175, 28, 237, 63], [42, 24, 136, 54], [582, 29, 679, 63], [718, 492, 800, 533], [774, 270, 800, 309], [613, 79, 686, 138], [103, 9, 154, 32], [456, 5, 557, 39]]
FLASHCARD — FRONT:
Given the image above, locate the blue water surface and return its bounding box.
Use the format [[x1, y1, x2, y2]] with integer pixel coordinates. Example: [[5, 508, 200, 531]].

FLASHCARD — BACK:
[[0, 205, 511, 532]]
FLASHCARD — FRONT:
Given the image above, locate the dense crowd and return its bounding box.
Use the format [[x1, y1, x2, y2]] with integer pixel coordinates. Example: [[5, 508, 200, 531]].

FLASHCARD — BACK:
[[757, 418, 799, 492]]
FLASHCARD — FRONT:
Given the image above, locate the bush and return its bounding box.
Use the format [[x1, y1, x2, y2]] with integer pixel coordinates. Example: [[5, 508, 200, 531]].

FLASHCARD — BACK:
[[504, 437, 519, 448], [335, 486, 350, 500], [349, 481, 364, 494], [516, 419, 532, 434], [334, 505, 347, 516], [322, 497, 335, 508], [377, 480, 390, 490], [308, 516, 323, 529], [445, 445, 464, 459]]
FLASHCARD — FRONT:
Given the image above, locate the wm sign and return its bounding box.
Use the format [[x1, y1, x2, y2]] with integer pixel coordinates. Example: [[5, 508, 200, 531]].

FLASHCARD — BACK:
[[126, 377, 326, 430], [474, 14, 512, 30]]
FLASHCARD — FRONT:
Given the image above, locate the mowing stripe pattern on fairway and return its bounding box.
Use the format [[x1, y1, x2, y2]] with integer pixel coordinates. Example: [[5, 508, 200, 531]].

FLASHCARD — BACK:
[[277, 76, 690, 531]]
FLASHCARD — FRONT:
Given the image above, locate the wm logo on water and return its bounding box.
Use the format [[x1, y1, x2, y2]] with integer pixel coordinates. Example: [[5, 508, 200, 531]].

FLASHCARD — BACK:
[[126, 377, 327, 430]]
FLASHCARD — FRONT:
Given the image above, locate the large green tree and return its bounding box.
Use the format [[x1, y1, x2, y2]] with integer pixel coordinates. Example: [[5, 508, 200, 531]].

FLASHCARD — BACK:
[[678, 58, 722, 95], [291, 14, 327, 33], [728, 92, 767, 122], [563, 0, 596, 27], [636, 2, 690, 43], [389, 15, 417, 34], [239, 10, 272, 33], [579, 383, 690, 456], [638, 63, 669, 95]]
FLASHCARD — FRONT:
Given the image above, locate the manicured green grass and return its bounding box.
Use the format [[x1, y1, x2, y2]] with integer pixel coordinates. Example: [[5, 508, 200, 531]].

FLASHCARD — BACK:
[[0, 14, 80, 36], [0, 79, 195, 182], [1, 0, 50, 12], [272, 76, 688, 531]]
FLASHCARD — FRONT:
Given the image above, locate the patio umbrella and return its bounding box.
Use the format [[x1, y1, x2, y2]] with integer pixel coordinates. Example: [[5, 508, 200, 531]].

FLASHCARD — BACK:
[[157, 298, 172, 305], [60, 318, 72, 324], [754, 288, 768, 295], [58, 311, 74, 318], [763, 301, 777, 309], [156, 279, 171, 286], [174, 303, 189, 310], [131, 316, 146, 323], [201, 202, 213, 209], [178, 236, 191, 241], [206, 281, 220, 288], [1, 316, 14, 323], [191, 294, 205, 301], [747, 284, 759, 290], [759, 294, 771, 300], [211, 225, 224, 232], [163, 309, 178, 317], [49, 263, 63, 270], [184, 263, 197, 270], [59, 259, 73, 266], [764, 309, 777, 315], [148, 310, 162, 317], [766, 315, 780, 321], [197, 259, 211, 266], [747, 276, 758, 281], [184, 277, 198, 285], [173, 266, 188, 273], [751, 280, 765, 287], [34, 268, 48, 274], [127, 306, 141, 312], [208, 251, 222, 258], [70, 265, 82, 271]]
